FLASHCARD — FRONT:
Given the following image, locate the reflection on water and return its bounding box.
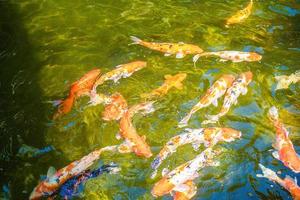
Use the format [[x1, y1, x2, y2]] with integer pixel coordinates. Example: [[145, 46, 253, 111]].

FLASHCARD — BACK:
[[0, 0, 299, 199]]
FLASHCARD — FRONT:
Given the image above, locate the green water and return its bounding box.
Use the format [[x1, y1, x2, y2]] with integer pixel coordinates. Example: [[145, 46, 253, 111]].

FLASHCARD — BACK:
[[0, 0, 300, 199]]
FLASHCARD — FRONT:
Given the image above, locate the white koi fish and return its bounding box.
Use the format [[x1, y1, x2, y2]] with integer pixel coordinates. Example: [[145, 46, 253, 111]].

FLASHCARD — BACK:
[[202, 71, 253, 124], [178, 74, 235, 128], [275, 70, 300, 90], [151, 127, 241, 178]]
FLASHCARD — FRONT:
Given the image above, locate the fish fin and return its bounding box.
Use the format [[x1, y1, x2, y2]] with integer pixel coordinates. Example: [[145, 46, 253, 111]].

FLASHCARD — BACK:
[[178, 42, 185, 44], [234, 99, 238, 105], [130, 36, 142, 44], [272, 151, 280, 160], [162, 168, 170, 177], [241, 87, 248, 95], [192, 141, 201, 151], [164, 53, 172, 57], [118, 141, 133, 154], [212, 99, 218, 107], [150, 170, 158, 179], [219, 59, 227, 62], [52, 100, 63, 107], [47, 166, 56, 178], [174, 82, 183, 90], [176, 52, 185, 59], [164, 74, 172, 80], [257, 164, 279, 182], [115, 64, 123, 68], [116, 133, 122, 140], [268, 106, 279, 121]]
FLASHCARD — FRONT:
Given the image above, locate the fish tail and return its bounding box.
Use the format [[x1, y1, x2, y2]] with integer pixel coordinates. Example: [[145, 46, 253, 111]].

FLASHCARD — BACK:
[[202, 114, 219, 125], [192, 54, 201, 65], [268, 106, 279, 122], [257, 164, 280, 182], [130, 36, 142, 45], [53, 96, 75, 119]]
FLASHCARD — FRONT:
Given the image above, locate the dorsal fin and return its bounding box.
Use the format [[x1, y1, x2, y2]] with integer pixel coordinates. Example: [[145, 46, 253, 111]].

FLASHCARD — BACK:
[[47, 166, 56, 178]]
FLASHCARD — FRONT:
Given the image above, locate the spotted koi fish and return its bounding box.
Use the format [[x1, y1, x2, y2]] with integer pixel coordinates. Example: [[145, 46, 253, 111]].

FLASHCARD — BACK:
[[225, 0, 253, 26], [117, 101, 155, 158], [130, 36, 203, 59], [268, 106, 300, 173], [151, 147, 220, 199], [257, 164, 300, 200], [151, 127, 241, 178], [90, 61, 147, 105], [29, 145, 117, 200], [203, 71, 253, 124], [193, 51, 262, 64], [141, 73, 187, 99], [53, 69, 102, 119], [178, 74, 235, 128], [275, 70, 300, 90]]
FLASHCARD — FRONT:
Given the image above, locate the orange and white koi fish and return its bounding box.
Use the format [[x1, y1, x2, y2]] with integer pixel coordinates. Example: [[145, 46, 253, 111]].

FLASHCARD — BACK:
[[178, 74, 235, 127], [29, 145, 118, 200], [90, 61, 147, 105], [193, 51, 262, 64], [257, 164, 300, 200], [225, 0, 253, 27], [130, 36, 204, 59], [117, 101, 155, 158], [53, 69, 102, 119], [151, 127, 241, 178], [141, 73, 187, 99], [268, 106, 300, 173], [203, 71, 253, 124], [275, 71, 300, 90], [151, 147, 220, 199], [102, 93, 128, 121]]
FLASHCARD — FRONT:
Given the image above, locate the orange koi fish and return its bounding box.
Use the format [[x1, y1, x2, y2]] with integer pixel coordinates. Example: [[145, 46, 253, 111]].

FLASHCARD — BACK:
[[90, 61, 147, 105], [193, 51, 262, 64], [225, 0, 253, 26], [102, 93, 128, 121], [29, 145, 118, 200], [257, 164, 300, 200], [151, 127, 241, 178], [178, 74, 235, 127], [117, 100, 155, 158], [151, 147, 220, 198], [203, 71, 253, 124], [141, 73, 187, 99], [268, 106, 300, 173], [53, 69, 102, 119], [130, 36, 203, 58]]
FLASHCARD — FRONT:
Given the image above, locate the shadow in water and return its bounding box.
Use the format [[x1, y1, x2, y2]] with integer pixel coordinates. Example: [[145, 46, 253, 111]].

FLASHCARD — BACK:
[[0, 1, 49, 199]]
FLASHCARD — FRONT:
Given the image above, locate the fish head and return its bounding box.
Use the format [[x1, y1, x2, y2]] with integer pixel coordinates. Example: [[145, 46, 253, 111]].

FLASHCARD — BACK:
[[242, 71, 253, 84], [133, 142, 153, 158], [194, 46, 204, 54], [128, 61, 147, 71], [221, 128, 242, 141], [176, 73, 187, 81], [248, 52, 262, 61], [151, 177, 175, 197]]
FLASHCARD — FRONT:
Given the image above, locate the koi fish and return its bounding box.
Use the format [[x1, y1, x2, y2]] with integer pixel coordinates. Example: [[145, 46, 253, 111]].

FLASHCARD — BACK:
[[56, 163, 120, 199], [90, 61, 147, 105], [275, 70, 300, 90], [141, 73, 187, 99], [151, 147, 220, 198], [130, 36, 204, 58], [151, 127, 241, 178], [257, 164, 300, 200], [203, 71, 253, 124], [268, 106, 300, 173], [53, 69, 102, 119], [225, 0, 253, 26], [178, 74, 235, 128], [102, 93, 128, 121], [117, 101, 155, 158], [193, 51, 262, 64], [29, 145, 117, 200]]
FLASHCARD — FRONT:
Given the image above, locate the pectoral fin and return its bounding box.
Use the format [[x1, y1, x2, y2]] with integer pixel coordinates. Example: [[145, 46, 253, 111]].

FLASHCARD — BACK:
[[174, 82, 183, 90], [164, 53, 172, 57], [47, 166, 56, 178], [176, 52, 185, 59], [118, 141, 133, 154], [212, 99, 218, 107], [241, 87, 248, 95], [192, 141, 201, 151], [164, 74, 172, 80], [272, 151, 280, 160], [162, 168, 170, 177]]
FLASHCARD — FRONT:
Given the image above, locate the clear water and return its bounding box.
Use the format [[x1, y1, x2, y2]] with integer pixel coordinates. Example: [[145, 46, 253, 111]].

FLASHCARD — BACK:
[[0, 0, 299, 199]]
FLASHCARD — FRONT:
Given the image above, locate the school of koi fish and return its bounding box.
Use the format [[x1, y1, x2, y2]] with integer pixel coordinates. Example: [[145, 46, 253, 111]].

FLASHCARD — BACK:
[[29, 1, 300, 199]]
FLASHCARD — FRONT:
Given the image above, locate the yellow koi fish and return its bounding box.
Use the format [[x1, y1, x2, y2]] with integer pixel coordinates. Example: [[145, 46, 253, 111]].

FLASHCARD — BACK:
[[90, 61, 147, 105], [257, 164, 300, 200], [130, 36, 203, 58], [178, 74, 235, 127], [203, 71, 253, 124], [225, 0, 253, 27], [193, 51, 262, 64], [151, 127, 241, 178], [275, 70, 300, 90], [141, 73, 187, 99]]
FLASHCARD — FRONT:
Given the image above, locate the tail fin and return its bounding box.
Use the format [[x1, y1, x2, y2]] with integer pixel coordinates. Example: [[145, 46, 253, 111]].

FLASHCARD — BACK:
[[268, 106, 279, 122], [257, 164, 280, 182], [193, 54, 201, 66], [202, 114, 219, 125], [130, 36, 142, 45]]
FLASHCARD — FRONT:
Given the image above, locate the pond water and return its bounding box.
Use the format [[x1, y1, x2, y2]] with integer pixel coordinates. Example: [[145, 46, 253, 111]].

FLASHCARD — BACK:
[[0, 0, 299, 199]]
